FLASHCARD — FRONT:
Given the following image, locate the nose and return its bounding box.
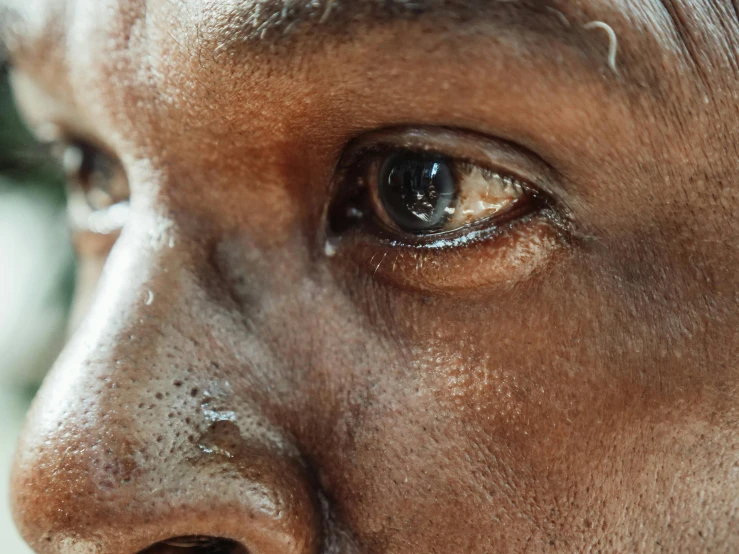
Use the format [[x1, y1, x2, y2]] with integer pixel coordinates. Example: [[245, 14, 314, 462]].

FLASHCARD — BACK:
[[9, 227, 321, 554]]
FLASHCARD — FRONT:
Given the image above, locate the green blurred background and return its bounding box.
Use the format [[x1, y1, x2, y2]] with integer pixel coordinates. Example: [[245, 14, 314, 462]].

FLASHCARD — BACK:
[[0, 65, 74, 553]]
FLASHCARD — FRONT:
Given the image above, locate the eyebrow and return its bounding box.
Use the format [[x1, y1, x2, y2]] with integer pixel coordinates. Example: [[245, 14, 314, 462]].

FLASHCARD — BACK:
[[231, 0, 505, 36], [207, 0, 595, 55]]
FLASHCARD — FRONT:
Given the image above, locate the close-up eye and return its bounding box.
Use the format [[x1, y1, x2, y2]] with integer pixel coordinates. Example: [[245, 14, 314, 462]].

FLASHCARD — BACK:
[[326, 128, 569, 291], [329, 127, 555, 246], [52, 139, 130, 235]]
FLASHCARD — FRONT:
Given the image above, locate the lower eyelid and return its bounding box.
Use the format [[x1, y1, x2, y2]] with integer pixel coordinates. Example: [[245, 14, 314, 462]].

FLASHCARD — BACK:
[[330, 212, 568, 294]]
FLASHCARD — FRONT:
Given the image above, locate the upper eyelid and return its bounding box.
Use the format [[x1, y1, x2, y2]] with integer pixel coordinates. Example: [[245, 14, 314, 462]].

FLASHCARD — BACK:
[[38, 135, 128, 186], [336, 126, 562, 199], [344, 145, 514, 186], [340, 127, 550, 175]]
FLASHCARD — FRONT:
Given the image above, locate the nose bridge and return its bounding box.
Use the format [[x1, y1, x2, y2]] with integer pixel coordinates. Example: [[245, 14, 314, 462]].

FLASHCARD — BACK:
[[10, 222, 321, 553]]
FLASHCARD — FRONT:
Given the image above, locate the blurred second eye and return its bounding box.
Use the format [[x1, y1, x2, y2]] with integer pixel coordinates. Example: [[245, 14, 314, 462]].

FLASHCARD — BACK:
[[53, 140, 130, 236]]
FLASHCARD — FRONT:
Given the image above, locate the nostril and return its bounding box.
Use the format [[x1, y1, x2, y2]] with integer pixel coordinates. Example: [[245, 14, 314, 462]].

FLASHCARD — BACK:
[[139, 537, 249, 554]]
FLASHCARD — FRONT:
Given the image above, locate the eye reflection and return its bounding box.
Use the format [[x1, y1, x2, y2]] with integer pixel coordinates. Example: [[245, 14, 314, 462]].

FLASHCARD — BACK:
[[378, 153, 457, 232]]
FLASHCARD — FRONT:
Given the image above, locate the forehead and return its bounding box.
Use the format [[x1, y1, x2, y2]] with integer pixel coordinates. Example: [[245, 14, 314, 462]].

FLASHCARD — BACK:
[[0, 0, 671, 60], [4, 0, 739, 161], [3, 0, 739, 83]]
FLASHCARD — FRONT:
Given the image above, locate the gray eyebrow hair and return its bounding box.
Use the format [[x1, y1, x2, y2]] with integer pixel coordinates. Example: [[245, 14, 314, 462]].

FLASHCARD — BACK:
[[203, 0, 638, 86], [209, 0, 560, 46], [234, 0, 479, 32]]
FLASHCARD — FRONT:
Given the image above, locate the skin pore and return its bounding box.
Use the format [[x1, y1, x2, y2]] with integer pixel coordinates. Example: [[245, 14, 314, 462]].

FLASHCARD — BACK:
[[2, 0, 739, 552]]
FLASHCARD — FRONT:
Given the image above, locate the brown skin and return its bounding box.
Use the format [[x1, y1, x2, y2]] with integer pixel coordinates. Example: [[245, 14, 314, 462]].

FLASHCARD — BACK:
[[3, 0, 739, 552]]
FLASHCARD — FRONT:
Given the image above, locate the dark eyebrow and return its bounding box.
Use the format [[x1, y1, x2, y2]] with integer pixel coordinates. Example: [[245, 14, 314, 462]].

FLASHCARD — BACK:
[[235, 0, 501, 35], [211, 0, 593, 54]]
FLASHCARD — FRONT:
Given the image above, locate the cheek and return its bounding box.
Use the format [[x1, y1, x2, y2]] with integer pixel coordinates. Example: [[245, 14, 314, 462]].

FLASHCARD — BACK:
[[318, 299, 738, 546]]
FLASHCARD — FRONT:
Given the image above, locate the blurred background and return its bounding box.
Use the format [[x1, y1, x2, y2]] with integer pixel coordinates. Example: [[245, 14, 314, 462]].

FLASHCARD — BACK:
[[0, 64, 75, 553]]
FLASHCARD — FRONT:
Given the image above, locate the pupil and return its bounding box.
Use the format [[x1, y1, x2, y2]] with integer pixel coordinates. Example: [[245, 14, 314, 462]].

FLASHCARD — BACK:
[[378, 153, 456, 232]]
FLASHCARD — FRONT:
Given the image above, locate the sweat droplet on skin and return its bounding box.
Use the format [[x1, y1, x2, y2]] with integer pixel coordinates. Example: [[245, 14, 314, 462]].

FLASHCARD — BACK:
[[324, 240, 337, 257]]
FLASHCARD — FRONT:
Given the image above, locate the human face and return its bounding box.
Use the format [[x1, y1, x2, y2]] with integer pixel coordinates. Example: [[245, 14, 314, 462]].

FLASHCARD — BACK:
[[3, 0, 739, 552]]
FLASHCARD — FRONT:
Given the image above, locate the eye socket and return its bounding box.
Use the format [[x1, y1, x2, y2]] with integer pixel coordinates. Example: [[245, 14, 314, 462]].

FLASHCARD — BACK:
[[329, 128, 546, 245], [326, 128, 569, 292], [52, 139, 130, 235]]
